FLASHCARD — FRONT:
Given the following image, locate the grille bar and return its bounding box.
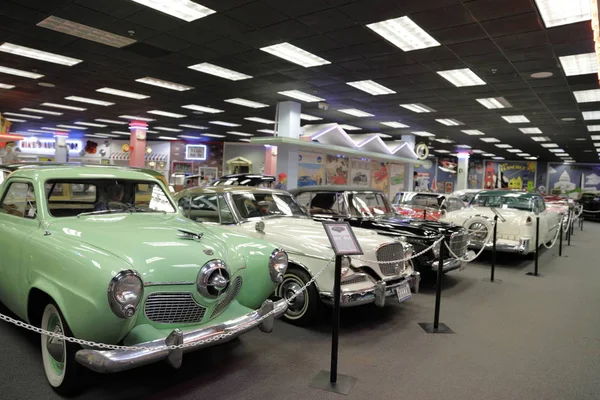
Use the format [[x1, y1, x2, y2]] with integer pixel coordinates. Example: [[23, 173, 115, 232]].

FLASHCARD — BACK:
[[449, 230, 469, 257], [144, 292, 206, 324], [376, 243, 405, 276], [341, 275, 368, 285], [210, 276, 243, 319]]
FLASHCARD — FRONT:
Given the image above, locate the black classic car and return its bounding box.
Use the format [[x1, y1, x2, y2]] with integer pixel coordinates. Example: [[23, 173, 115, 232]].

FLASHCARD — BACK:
[[289, 186, 470, 277], [581, 192, 600, 221]]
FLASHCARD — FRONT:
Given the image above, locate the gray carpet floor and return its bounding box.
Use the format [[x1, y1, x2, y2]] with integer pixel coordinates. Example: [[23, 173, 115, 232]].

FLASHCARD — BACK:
[[1, 222, 600, 400]]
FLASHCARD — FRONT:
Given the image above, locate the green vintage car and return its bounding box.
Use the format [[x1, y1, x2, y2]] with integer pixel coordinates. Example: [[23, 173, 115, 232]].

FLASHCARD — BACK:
[[0, 165, 288, 394]]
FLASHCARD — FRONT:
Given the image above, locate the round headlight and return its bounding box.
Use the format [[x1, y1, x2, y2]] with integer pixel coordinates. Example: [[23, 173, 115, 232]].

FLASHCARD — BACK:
[[197, 260, 230, 299], [108, 270, 143, 319], [269, 249, 288, 283]]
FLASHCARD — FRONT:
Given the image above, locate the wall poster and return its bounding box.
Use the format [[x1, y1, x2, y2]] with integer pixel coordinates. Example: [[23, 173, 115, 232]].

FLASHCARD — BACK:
[[436, 157, 458, 193], [547, 163, 600, 197], [349, 158, 371, 187], [484, 161, 536, 191], [413, 158, 435, 191], [389, 164, 405, 198], [297, 152, 324, 187], [371, 161, 390, 193], [325, 154, 349, 185], [468, 160, 484, 189]]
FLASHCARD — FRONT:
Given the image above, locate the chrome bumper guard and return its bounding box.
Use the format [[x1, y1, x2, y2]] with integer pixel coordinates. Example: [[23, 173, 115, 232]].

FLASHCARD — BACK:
[[470, 237, 531, 254], [431, 257, 463, 272], [320, 272, 420, 308], [75, 299, 288, 374]]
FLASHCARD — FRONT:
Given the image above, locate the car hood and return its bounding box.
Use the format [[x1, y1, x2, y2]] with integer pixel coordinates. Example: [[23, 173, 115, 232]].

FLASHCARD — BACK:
[[364, 215, 462, 237], [47, 213, 238, 283]]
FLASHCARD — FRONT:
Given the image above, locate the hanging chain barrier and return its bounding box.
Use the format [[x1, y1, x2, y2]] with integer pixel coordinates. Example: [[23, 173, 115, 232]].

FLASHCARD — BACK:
[[443, 221, 496, 263], [542, 214, 567, 249], [353, 236, 444, 264]]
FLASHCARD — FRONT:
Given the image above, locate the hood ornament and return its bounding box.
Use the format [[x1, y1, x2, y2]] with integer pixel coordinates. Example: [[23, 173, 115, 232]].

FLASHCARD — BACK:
[[255, 221, 265, 233], [178, 229, 203, 241]]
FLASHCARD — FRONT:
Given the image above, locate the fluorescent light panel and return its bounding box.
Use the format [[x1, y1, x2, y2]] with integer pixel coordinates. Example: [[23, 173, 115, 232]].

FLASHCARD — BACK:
[[587, 125, 600, 131], [3, 112, 42, 119], [495, 144, 512, 148], [209, 121, 240, 127], [179, 124, 208, 130], [5, 118, 25, 122], [502, 115, 530, 123], [0, 83, 15, 89], [41, 102, 86, 111], [480, 137, 500, 143], [66, 96, 114, 106], [21, 107, 62, 115], [339, 108, 373, 117], [346, 80, 395, 95], [366, 16, 440, 52], [224, 98, 268, 108], [57, 124, 86, 130], [0, 43, 81, 66], [381, 121, 408, 128], [559, 53, 597, 76], [227, 131, 253, 137], [258, 129, 275, 134], [435, 138, 454, 143], [95, 119, 128, 125], [436, 118, 463, 126], [147, 110, 186, 118], [188, 62, 251, 81], [278, 90, 324, 102], [437, 68, 486, 87], [534, 0, 591, 28], [507, 149, 522, 153], [462, 130, 485, 136], [178, 135, 201, 139], [541, 143, 558, 147], [96, 87, 149, 100], [182, 104, 223, 113], [412, 131, 435, 137], [519, 127, 542, 134], [482, 153, 495, 157], [549, 148, 565, 152], [158, 136, 179, 140], [300, 113, 322, 121], [155, 127, 182, 132], [119, 115, 155, 122], [339, 124, 362, 131], [573, 89, 600, 103], [130, 0, 215, 22], [0, 65, 43, 79], [37, 16, 136, 48], [532, 137, 551, 142], [136, 77, 193, 91], [591, 135, 600, 140], [476, 97, 512, 109], [260, 42, 330, 67], [74, 122, 106, 127], [400, 103, 435, 113], [435, 149, 451, 153], [244, 117, 274, 124], [202, 133, 226, 138], [582, 111, 600, 120]]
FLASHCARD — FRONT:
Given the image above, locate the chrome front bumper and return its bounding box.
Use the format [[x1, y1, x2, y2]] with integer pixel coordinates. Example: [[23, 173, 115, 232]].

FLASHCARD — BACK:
[[75, 299, 288, 374], [470, 237, 531, 254], [430, 257, 463, 273], [320, 272, 420, 308]]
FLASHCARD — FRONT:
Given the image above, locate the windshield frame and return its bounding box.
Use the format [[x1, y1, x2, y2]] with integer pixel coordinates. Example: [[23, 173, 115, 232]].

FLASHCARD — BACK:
[[392, 192, 446, 209], [225, 190, 308, 222], [469, 192, 535, 212], [347, 190, 395, 218]]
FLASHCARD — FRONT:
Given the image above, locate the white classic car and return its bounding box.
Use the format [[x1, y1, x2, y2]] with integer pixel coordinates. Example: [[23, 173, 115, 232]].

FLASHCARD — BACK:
[[174, 187, 420, 325], [440, 190, 564, 255]]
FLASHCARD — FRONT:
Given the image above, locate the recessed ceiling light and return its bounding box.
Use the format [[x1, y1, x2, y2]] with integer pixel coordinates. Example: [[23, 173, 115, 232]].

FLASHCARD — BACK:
[[482, 153, 495, 157], [541, 143, 558, 147], [519, 127, 542, 134], [278, 90, 324, 102], [480, 137, 500, 143], [575, 137, 587, 141], [209, 121, 241, 127], [559, 53, 597, 76], [476, 97, 512, 109], [119, 115, 155, 122], [339, 124, 362, 131], [3, 112, 42, 119], [0, 43, 81, 66], [492, 156, 505, 160], [95, 119, 128, 125], [66, 96, 114, 106], [257, 129, 276, 134], [5, 118, 25, 122], [147, 110, 186, 118], [96, 87, 149, 100], [181, 104, 224, 113], [135, 77, 193, 91], [502, 115, 530, 123], [244, 117, 275, 124], [0, 83, 15, 89], [227, 131, 253, 137], [37, 16, 136, 48], [434, 138, 454, 143], [534, 0, 591, 28], [531, 71, 554, 78], [188, 62, 251, 81], [573, 88, 600, 103], [561, 117, 576, 121], [21, 107, 62, 115], [0, 65, 43, 79], [436, 118, 463, 126], [57, 124, 86, 130], [367, 16, 440, 52], [518, 153, 531, 157], [495, 144, 512, 148], [300, 113, 322, 121], [462, 129, 485, 136], [532, 137, 551, 142], [437, 68, 486, 87], [74, 122, 106, 127], [41, 102, 85, 111], [339, 109, 374, 117], [179, 124, 208, 130], [155, 127, 182, 132], [412, 131, 435, 137], [381, 121, 408, 128], [400, 103, 435, 113], [130, 0, 215, 22], [158, 136, 179, 140], [507, 149, 522, 153], [224, 98, 269, 108], [260, 42, 330, 67], [346, 80, 395, 95], [202, 133, 226, 138], [549, 148, 565, 152], [434, 149, 451, 153], [582, 111, 600, 120]]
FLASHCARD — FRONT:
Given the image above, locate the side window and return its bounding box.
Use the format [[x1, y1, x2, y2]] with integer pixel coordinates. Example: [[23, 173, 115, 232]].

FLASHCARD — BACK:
[[217, 195, 235, 224], [448, 198, 462, 211], [295, 192, 312, 208], [0, 182, 36, 219]]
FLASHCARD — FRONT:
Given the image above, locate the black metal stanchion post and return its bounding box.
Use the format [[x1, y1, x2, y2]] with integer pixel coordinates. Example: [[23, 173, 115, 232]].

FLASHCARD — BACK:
[[483, 215, 501, 283], [567, 210, 572, 247], [330, 255, 341, 383], [419, 235, 453, 333], [424, 209, 427, 220], [527, 217, 541, 277], [558, 216, 563, 257]]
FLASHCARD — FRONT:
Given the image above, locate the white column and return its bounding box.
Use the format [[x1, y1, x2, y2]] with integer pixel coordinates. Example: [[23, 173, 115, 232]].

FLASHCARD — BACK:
[[402, 135, 416, 191], [275, 101, 301, 190], [456, 152, 469, 191], [54, 134, 68, 162]]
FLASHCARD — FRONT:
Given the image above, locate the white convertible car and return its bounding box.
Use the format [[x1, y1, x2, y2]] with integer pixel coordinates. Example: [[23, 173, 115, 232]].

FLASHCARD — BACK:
[[441, 190, 564, 255], [174, 186, 420, 325]]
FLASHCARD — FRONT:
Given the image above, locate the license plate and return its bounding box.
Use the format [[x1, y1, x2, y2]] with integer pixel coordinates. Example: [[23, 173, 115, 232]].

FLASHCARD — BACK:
[[396, 281, 412, 303]]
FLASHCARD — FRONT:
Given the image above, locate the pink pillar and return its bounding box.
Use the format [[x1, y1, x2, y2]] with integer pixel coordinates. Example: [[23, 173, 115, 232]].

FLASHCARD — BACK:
[[264, 145, 277, 175], [129, 121, 148, 168]]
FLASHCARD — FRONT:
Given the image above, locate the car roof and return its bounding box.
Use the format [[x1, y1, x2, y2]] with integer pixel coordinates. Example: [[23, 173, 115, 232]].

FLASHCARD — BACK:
[[216, 173, 276, 180], [395, 191, 447, 197], [7, 164, 162, 181], [175, 185, 290, 197], [476, 189, 537, 198], [288, 185, 384, 195]]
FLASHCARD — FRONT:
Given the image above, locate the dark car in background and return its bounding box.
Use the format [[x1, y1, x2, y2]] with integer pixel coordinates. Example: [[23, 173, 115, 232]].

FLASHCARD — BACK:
[[289, 186, 470, 278], [581, 192, 600, 221]]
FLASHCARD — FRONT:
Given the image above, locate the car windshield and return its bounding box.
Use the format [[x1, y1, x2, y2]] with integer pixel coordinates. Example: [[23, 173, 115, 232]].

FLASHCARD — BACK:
[[231, 192, 306, 219], [348, 192, 393, 217], [470, 193, 534, 212], [392, 192, 444, 208], [45, 179, 175, 217]]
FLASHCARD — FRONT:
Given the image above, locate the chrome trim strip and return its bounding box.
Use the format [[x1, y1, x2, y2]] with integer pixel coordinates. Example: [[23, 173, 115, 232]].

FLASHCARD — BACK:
[[144, 281, 194, 287]]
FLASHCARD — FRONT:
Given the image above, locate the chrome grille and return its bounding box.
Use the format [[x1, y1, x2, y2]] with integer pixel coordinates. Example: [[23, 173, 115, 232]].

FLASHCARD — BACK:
[[341, 275, 368, 285], [144, 292, 206, 324], [449, 230, 469, 257], [376, 243, 405, 276], [210, 276, 243, 319]]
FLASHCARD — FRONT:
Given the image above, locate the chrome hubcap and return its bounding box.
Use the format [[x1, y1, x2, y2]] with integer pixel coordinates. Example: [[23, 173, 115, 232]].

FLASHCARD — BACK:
[[469, 222, 487, 241], [279, 279, 306, 316]]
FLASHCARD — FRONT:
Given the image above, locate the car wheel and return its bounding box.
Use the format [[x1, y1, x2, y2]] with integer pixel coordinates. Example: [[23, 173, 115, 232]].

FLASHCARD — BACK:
[[40, 303, 83, 395], [276, 267, 320, 326]]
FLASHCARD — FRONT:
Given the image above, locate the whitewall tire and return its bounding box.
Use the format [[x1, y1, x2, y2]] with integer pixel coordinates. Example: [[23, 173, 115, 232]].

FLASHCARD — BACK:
[[276, 267, 320, 326]]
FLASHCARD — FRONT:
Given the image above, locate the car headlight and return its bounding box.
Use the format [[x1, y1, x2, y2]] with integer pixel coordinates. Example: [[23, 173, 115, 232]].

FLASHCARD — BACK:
[[432, 240, 441, 257], [107, 270, 143, 318], [269, 249, 288, 283]]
